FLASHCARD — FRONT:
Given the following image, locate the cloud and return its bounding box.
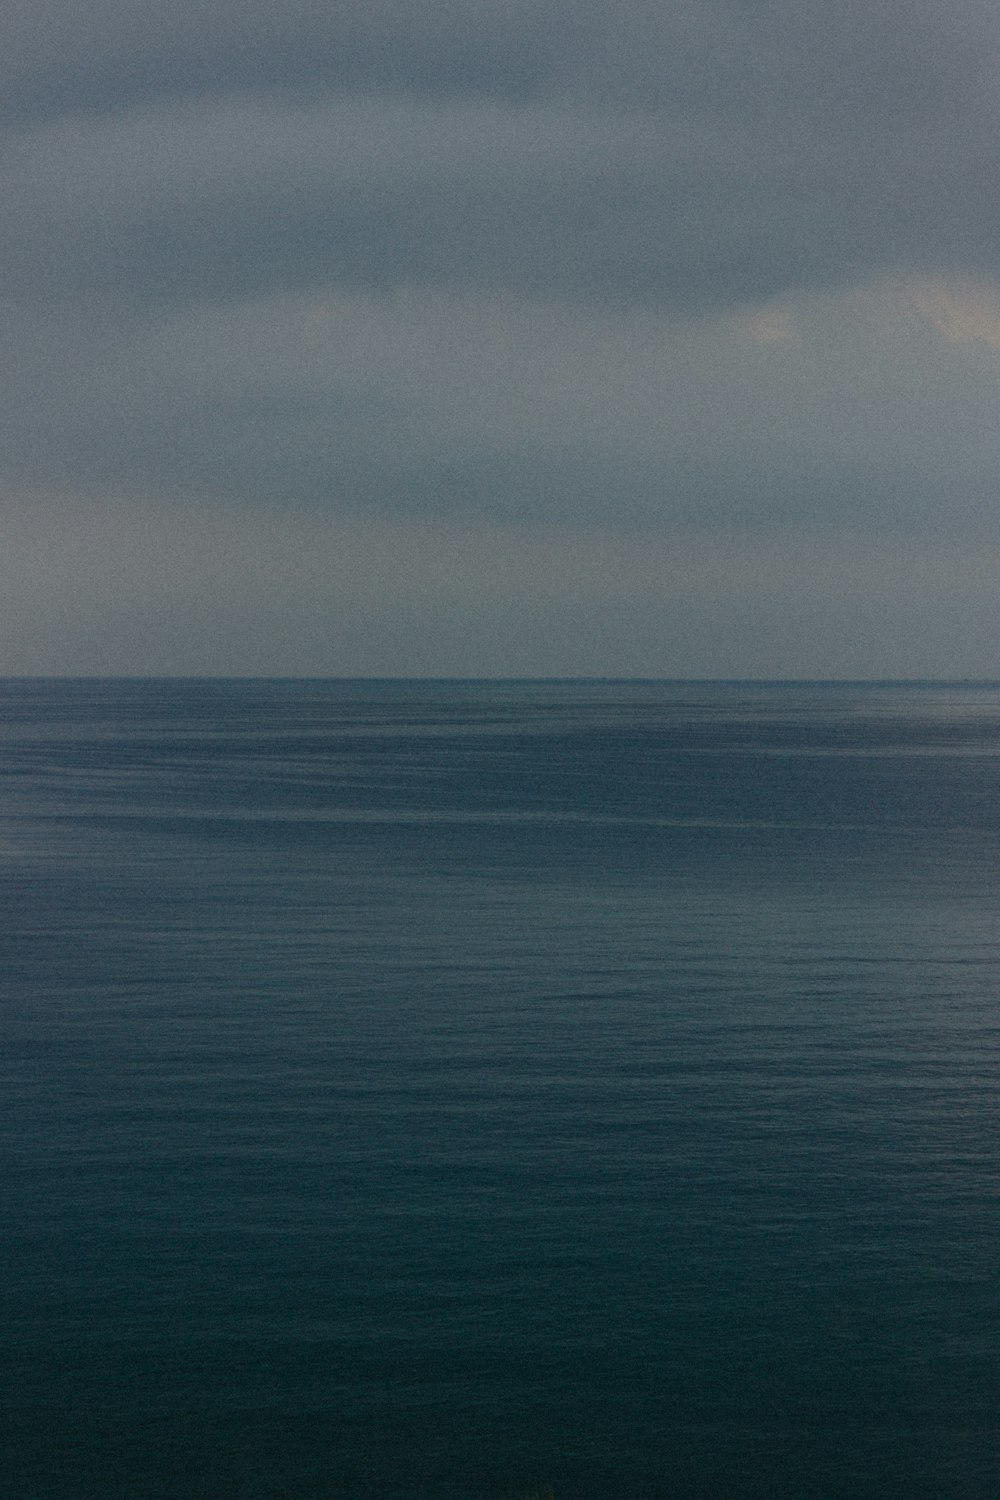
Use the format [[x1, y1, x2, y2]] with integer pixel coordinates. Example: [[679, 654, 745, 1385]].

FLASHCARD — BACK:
[[742, 306, 797, 344], [3, 1, 987, 126], [5, 490, 999, 677], [3, 1, 1000, 672], [0, 91, 897, 311], [4, 3, 1000, 314], [5, 280, 1000, 536], [912, 276, 1000, 348]]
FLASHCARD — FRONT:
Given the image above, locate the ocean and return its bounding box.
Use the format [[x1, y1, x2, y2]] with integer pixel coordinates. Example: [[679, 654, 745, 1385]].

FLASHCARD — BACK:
[[2, 679, 997, 1499]]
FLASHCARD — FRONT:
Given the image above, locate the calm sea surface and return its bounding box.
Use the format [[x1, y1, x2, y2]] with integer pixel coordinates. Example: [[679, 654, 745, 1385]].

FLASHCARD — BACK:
[[2, 680, 998, 1499]]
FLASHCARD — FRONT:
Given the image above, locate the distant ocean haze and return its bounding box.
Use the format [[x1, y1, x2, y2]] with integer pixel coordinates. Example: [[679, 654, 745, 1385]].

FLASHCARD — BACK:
[[2, 679, 998, 1499]]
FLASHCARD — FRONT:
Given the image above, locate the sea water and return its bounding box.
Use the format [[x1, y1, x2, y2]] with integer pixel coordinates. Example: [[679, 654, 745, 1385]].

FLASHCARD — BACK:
[[2, 679, 997, 1499]]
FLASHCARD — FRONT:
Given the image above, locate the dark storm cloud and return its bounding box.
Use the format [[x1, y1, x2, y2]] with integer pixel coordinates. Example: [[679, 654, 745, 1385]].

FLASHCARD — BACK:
[[4, 2, 1000, 311], [4, 1, 984, 125], [4, 92, 1000, 319]]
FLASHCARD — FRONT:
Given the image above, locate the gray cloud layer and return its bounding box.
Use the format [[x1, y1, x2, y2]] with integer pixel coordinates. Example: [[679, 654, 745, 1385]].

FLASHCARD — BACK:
[[7, 1, 1000, 309], [5, 1, 1000, 672]]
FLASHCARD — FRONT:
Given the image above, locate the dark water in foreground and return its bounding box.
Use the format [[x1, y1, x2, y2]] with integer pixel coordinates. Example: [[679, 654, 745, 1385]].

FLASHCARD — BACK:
[[2, 679, 998, 1499]]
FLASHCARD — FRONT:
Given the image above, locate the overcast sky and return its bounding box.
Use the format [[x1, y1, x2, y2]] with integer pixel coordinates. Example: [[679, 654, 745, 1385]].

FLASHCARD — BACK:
[[5, 0, 1000, 675]]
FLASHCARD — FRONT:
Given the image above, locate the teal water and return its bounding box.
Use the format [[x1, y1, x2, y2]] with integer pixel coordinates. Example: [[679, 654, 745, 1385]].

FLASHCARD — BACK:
[[2, 680, 998, 1498]]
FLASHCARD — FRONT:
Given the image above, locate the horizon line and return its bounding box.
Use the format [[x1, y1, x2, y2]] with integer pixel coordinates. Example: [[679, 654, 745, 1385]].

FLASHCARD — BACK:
[[2, 675, 996, 686]]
